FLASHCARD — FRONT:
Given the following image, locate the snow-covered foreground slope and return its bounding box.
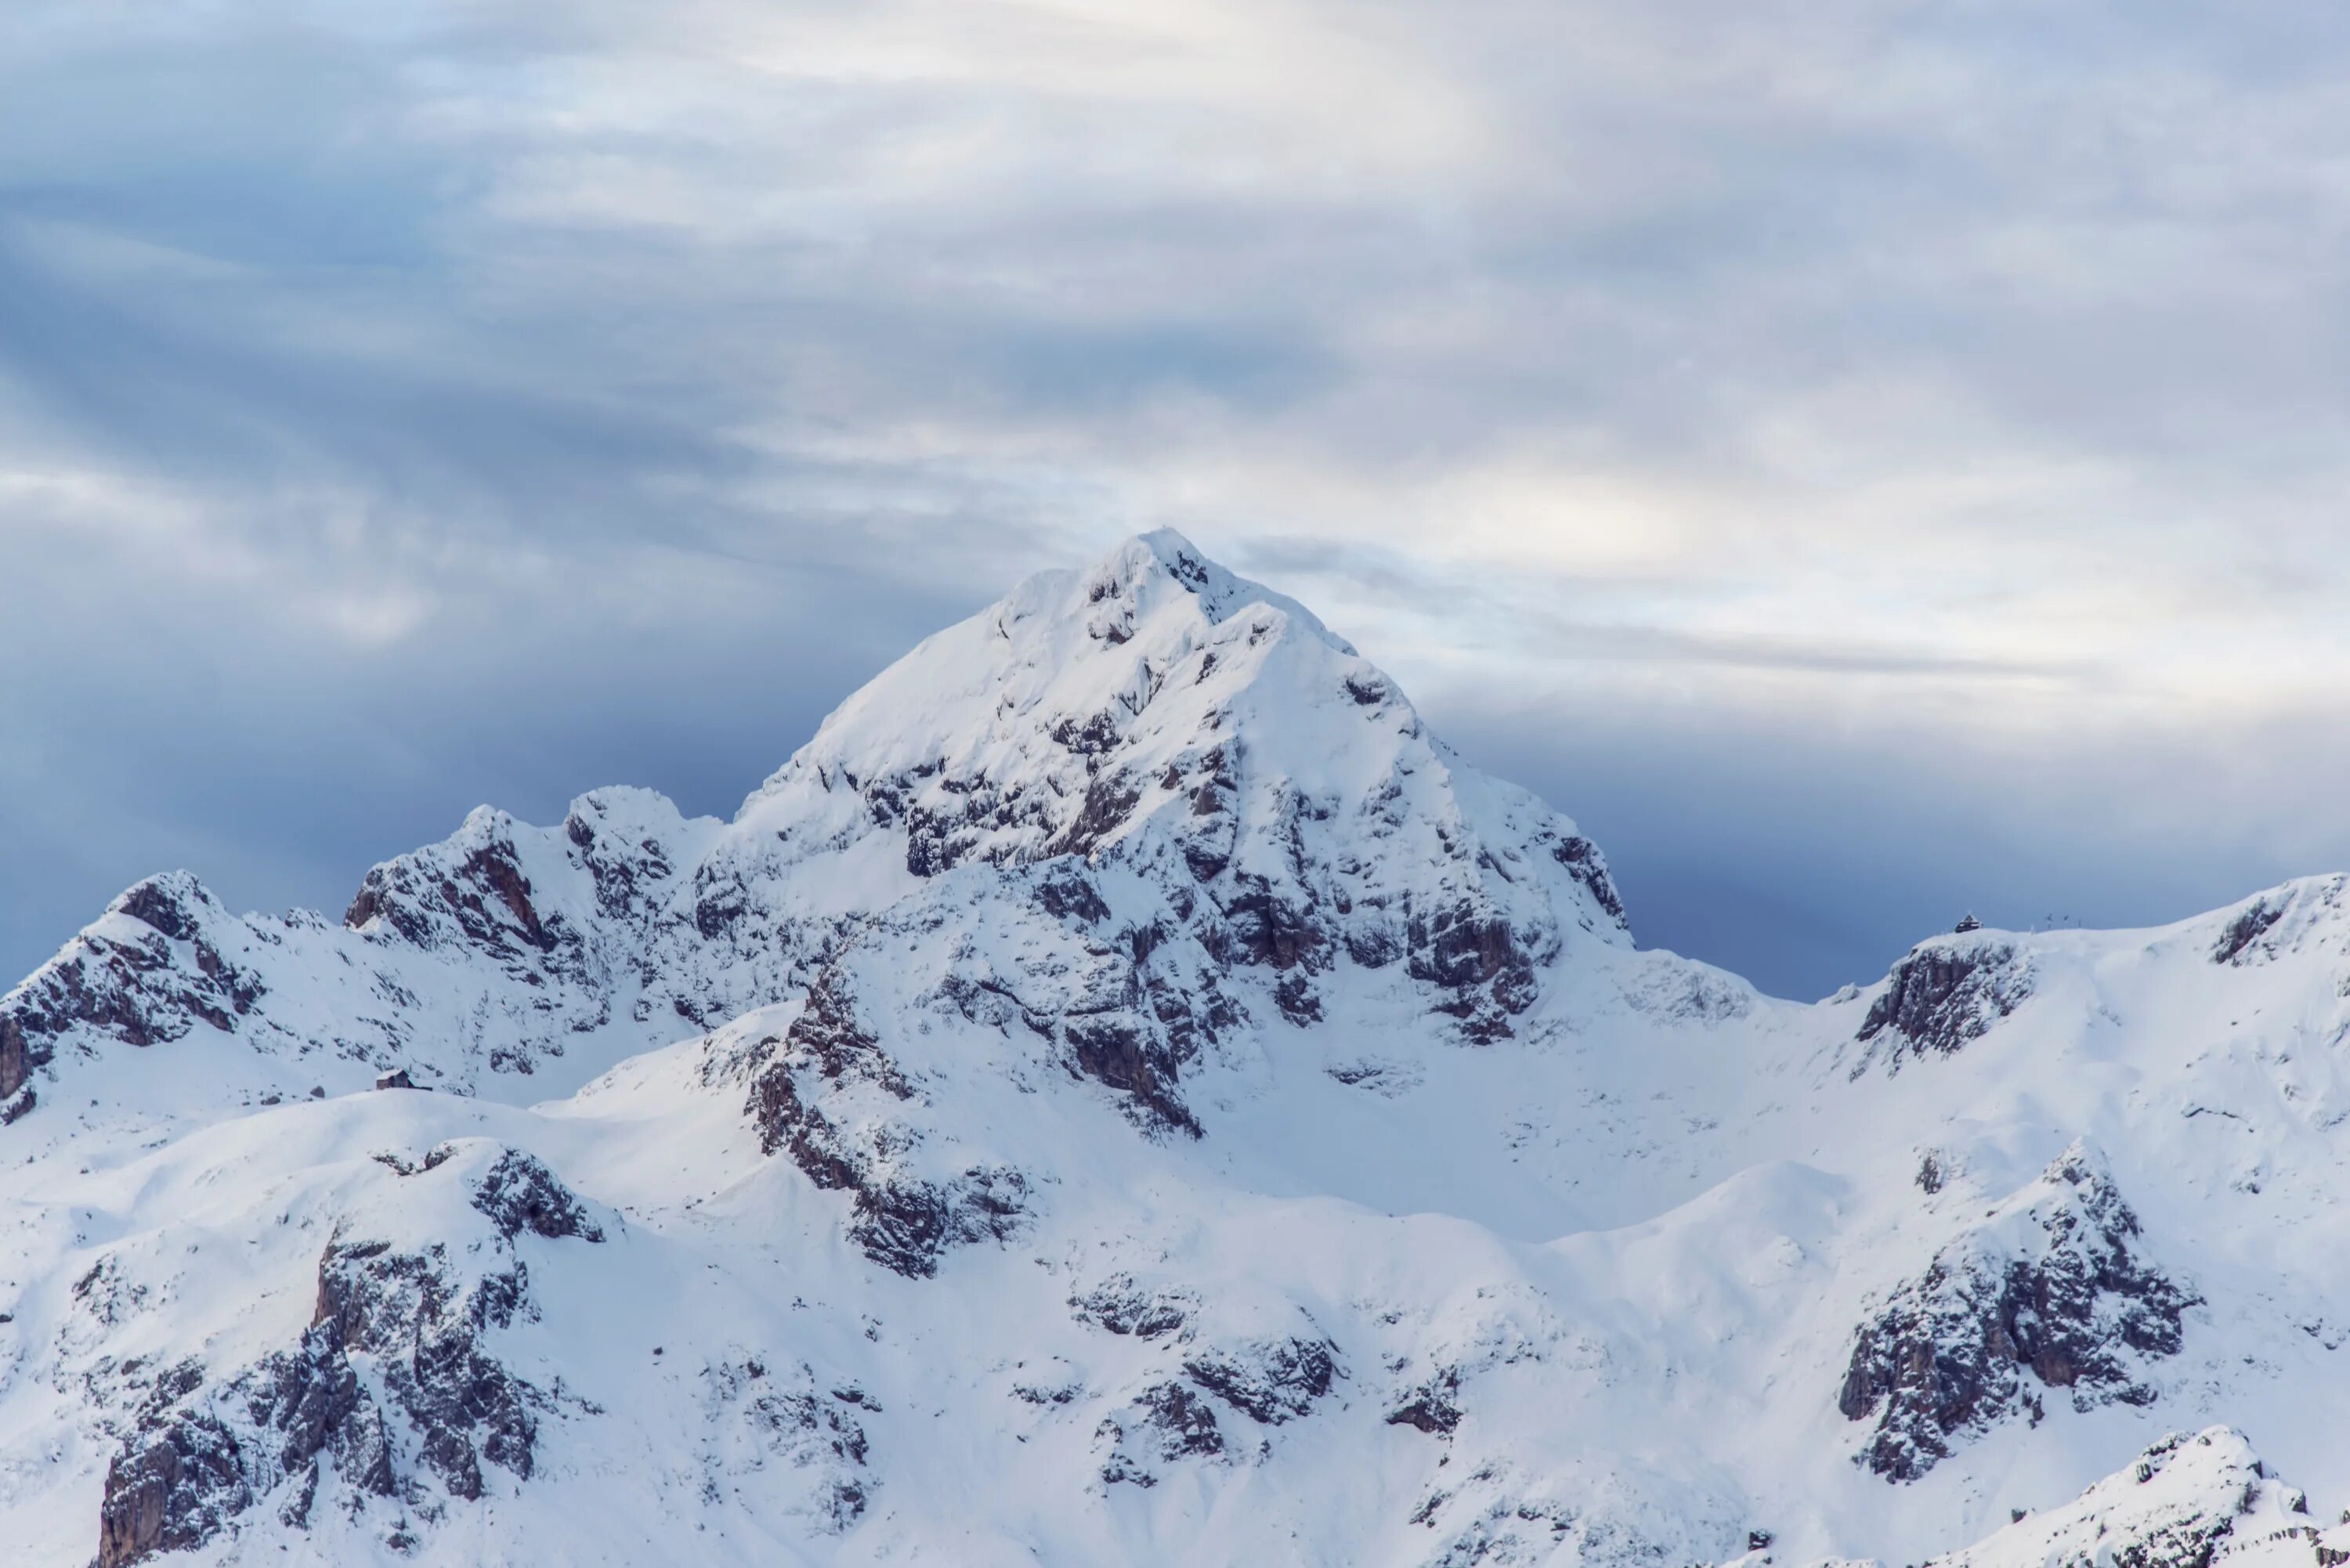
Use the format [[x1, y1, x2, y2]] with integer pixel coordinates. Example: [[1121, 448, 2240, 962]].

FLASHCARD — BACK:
[[6, 532, 2350, 1567]]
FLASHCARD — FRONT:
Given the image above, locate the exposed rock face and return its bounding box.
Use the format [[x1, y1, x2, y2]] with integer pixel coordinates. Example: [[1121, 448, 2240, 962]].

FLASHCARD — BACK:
[[335, 797, 714, 1075], [1006, 861, 1216, 1138], [345, 839, 555, 958], [1071, 1274, 1341, 1486], [745, 972, 1029, 1277], [313, 1243, 538, 1501], [1855, 936, 2034, 1071], [0, 1000, 34, 1113], [837, 1165, 1030, 1281], [96, 1320, 400, 1567], [2213, 899, 2287, 966], [98, 1368, 251, 1568], [0, 800, 692, 1101], [1182, 1334, 1341, 1425], [1, 874, 263, 1097], [1, 1011, 31, 1102], [2209, 876, 2348, 967], [1069, 1274, 1194, 1340], [1839, 1144, 2196, 1480], [1097, 1381, 1227, 1486], [93, 1144, 604, 1563], [471, 1147, 607, 1242], [1386, 1367, 1462, 1436]]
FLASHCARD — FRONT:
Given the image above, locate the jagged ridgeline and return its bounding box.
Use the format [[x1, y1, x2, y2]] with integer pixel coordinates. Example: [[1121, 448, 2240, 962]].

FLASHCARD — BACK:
[[5, 533, 2350, 1568]]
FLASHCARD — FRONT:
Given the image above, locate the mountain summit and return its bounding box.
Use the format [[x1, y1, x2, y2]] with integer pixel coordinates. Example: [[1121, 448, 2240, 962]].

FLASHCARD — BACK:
[[2, 529, 1625, 1125], [5, 534, 2349, 1568]]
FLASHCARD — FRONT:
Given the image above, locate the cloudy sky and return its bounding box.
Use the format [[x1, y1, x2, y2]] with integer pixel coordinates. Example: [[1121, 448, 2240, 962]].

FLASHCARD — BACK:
[[7, 0, 2350, 999]]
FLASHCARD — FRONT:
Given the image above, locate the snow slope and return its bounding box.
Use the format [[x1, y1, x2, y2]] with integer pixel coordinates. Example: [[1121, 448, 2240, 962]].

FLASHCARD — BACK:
[[5, 531, 2350, 1568]]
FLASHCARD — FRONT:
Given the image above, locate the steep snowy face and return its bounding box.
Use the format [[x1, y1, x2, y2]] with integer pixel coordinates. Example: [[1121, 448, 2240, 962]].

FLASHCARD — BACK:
[[1908, 1428, 2319, 1568], [726, 528, 1626, 1042]]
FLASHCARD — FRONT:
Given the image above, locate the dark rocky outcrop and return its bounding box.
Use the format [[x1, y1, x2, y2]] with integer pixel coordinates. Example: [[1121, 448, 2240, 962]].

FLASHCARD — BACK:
[[562, 793, 679, 920], [1084, 1313, 1339, 1484], [0, 1015, 30, 1103], [1838, 1146, 2196, 1480], [1386, 1367, 1462, 1436], [747, 972, 1029, 1278], [842, 1165, 1031, 1281], [1183, 1335, 1341, 1425], [745, 971, 909, 1198], [1133, 1382, 1224, 1458], [243, 1321, 401, 1514], [1, 875, 264, 1104], [469, 1148, 607, 1243], [96, 1318, 401, 1566], [1049, 773, 1148, 862], [1033, 864, 1112, 926], [347, 833, 563, 966], [1068, 1274, 1193, 1339], [2210, 891, 2304, 966], [310, 1237, 539, 1502], [98, 1400, 251, 1568], [747, 1045, 870, 1198], [96, 1149, 604, 1563], [1856, 938, 2033, 1071], [1097, 1382, 1226, 1487], [1061, 1011, 1201, 1138], [917, 872, 1221, 1141], [1217, 875, 1327, 974], [1409, 901, 1541, 1042], [1549, 833, 1625, 923], [2207, 878, 2350, 968]]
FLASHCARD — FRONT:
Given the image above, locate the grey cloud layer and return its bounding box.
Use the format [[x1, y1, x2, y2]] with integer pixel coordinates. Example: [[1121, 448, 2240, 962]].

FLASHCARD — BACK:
[[5, 0, 2349, 996]]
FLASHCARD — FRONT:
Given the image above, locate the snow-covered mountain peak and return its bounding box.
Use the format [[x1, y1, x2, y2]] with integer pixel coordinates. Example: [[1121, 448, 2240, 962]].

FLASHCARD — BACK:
[[750, 527, 1620, 928], [714, 528, 1628, 1058], [3, 532, 1628, 1140], [1017, 525, 1354, 656], [17, 533, 2350, 1568], [743, 527, 1387, 840]]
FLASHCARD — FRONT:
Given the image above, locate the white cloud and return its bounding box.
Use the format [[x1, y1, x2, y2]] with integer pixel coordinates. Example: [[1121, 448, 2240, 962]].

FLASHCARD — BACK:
[[5, 0, 2350, 995]]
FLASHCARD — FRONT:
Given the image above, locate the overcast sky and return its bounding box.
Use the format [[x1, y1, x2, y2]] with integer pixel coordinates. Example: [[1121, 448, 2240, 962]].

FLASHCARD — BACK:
[[7, 0, 2350, 999]]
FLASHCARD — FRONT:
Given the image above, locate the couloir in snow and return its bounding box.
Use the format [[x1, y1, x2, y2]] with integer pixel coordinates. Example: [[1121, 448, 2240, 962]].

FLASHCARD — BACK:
[[6, 532, 2350, 1568]]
